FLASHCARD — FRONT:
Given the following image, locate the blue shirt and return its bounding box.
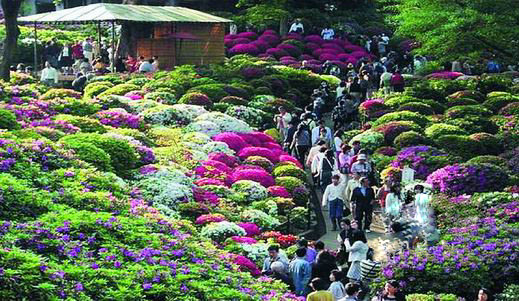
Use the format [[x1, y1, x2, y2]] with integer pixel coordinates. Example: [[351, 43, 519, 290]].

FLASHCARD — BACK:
[[360, 187, 367, 196], [289, 257, 312, 296]]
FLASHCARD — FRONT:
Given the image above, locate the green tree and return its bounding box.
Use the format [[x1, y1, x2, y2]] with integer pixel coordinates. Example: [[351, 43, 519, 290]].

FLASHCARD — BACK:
[[393, 0, 519, 62], [1, 0, 23, 81], [236, 0, 290, 33]]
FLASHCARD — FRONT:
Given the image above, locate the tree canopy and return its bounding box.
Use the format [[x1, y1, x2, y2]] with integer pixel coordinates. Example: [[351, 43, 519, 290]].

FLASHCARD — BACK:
[[394, 0, 519, 62]]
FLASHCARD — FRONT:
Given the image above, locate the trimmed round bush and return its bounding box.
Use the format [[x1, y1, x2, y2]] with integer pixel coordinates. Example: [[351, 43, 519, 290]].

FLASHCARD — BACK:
[[187, 84, 229, 102], [84, 81, 114, 99], [443, 115, 498, 135], [54, 114, 106, 133], [424, 123, 466, 140], [231, 180, 268, 203], [394, 131, 429, 149], [426, 163, 509, 195], [372, 111, 429, 128], [63, 141, 112, 171], [200, 221, 247, 243], [436, 135, 482, 160], [278, 44, 302, 57], [144, 92, 177, 104], [213, 132, 249, 152], [446, 98, 479, 108], [467, 155, 508, 169], [178, 92, 212, 108], [231, 167, 275, 187], [272, 165, 307, 181], [98, 84, 140, 97], [275, 176, 305, 193], [349, 130, 385, 151], [391, 145, 458, 179], [374, 121, 422, 144], [499, 102, 519, 116], [243, 156, 274, 172], [448, 90, 485, 102], [265, 48, 289, 59], [445, 105, 492, 118], [469, 133, 503, 155], [0, 109, 20, 130], [41, 88, 82, 100], [397, 102, 434, 115], [482, 95, 519, 113], [220, 96, 247, 105], [229, 44, 260, 56]]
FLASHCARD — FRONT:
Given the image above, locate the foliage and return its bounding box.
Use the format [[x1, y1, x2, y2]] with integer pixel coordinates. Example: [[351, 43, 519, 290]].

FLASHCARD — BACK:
[[0, 109, 20, 130]]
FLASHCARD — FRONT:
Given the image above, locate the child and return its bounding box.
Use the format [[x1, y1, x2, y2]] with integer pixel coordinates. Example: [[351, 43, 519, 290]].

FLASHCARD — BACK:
[[329, 270, 346, 300]]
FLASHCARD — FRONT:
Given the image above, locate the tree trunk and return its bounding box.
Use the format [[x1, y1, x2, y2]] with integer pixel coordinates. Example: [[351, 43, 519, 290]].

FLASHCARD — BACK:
[[0, 0, 23, 81], [116, 0, 142, 59], [279, 15, 288, 36]]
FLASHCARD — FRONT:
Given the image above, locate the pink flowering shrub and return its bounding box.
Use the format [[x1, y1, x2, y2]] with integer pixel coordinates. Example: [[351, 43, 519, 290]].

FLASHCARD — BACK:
[[201, 160, 233, 174], [266, 48, 289, 59], [233, 37, 252, 45], [231, 236, 258, 244], [427, 71, 464, 80], [233, 255, 261, 276], [251, 41, 270, 53], [344, 45, 365, 52], [213, 132, 249, 152], [208, 152, 239, 167], [237, 31, 258, 40], [245, 132, 277, 144], [231, 167, 276, 187], [238, 222, 261, 236], [279, 155, 303, 169], [193, 187, 220, 206], [229, 44, 260, 56], [195, 213, 226, 225], [304, 35, 324, 45], [194, 178, 227, 187], [268, 186, 291, 198], [319, 53, 338, 62], [359, 98, 391, 120], [124, 90, 144, 100], [194, 164, 229, 180], [238, 147, 278, 163], [278, 44, 302, 57], [258, 34, 280, 46]]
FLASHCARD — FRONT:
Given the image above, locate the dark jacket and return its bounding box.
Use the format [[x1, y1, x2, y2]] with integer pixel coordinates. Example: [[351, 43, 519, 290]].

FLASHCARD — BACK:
[[351, 187, 375, 207]]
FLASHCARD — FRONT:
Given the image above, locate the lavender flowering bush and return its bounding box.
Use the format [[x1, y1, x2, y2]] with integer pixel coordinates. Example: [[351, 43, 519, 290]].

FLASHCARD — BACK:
[[391, 146, 459, 180]]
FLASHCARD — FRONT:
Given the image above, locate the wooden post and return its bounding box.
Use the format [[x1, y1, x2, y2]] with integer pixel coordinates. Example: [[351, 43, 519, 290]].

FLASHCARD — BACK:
[[97, 21, 102, 58], [111, 20, 115, 73], [33, 22, 38, 72]]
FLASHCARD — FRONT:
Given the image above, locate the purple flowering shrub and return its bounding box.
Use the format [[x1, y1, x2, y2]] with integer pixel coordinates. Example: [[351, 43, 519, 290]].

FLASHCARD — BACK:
[[501, 147, 519, 174], [426, 163, 509, 195], [95, 110, 145, 129], [391, 146, 459, 180]]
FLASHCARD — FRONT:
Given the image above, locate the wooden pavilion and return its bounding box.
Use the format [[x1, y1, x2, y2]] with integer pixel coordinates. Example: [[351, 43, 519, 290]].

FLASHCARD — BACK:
[[17, 3, 231, 70]]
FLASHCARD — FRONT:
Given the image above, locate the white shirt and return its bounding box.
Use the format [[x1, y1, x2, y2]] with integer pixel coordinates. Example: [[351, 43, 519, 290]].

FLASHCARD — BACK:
[[322, 181, 347, 206], [385, 193, 402, 217], [336, 86, 346, 98], [321, 28, 335, 40], [40, 67, 59, 84], [311, 152, 324, 174], [350, 160, 372, 175], [334, 137, 343, 152], [276, 112, 292, 130], [329, 281, 346, 300], [230, 24, 238, 35], [345, 178, 361, 202], [311, 126, 332, 145], [289, 22, 304, 33]]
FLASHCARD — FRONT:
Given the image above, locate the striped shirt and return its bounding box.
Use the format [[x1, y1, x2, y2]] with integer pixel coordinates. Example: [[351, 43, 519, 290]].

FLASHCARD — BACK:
[[360, 260, 381, 281]]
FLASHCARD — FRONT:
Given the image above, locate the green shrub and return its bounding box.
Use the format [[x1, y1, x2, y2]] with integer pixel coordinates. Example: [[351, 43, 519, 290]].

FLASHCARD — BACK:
[[397, 102, 434, 115], [97, 83, 140, 97], [187, 84, 229, 102], [0, 109, 20, 130], [374, 121, 422, 145], [224, 85, 250, 99], [212, 102, 231, 113], [446, 97, 479, 108], [467, 155, 508, 169], [499, 102, 519, 116], [406, 294, 458, 301], [342, 129, 363, 144], [444, 115, 498, 134], [469, 133, 503, 155], [220, 96, 248, 105], [126, 77, 150, 86], [498, 284, 519, 301], [0, 174, 51, 221], [49, 98, 102, 116], [84, 81, 114, 99], [394, 131, 429, 149], [445, 105, 492, 118], [482, 95, 519, 113], [255, 86, 273, 95], [448, 90, 485, 102], [144, 91, 177, 104], [384, 94, 422, 108], [272, 165, 307, 181], [476, 75, 512, 94], [275, 176, 305, 193], [89, 74, 124, 85], [349, 130, 385, 151], [108, 128, 154, 147], [436, 135, 482, 160], [424, 123, 466, 140], [178, 92, 212, 107], [40, 88, 82, 100], [54, 114, 106, 133], [372, 111, 429, 128], [61, 140, 112, 171]]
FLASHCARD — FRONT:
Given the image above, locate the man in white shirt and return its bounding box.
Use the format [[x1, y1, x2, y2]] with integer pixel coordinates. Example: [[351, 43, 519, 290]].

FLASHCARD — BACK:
[[306, 140, 326, 169], [322, 174, 347, 231], [321, 27, 335, 40], [40, 61, 59, 86], [139, 59, 154, 73], [311, 146, 327, 187], [82, 38, 93, 62], [289, 19, 304, 33], [350, 154, 372, 177], [344, 173, 362, 219], [311, 120, 333, 145]]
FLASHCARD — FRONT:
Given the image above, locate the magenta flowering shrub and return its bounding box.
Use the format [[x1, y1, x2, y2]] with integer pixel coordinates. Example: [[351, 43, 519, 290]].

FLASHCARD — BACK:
[[237, 222, 261, 237], [278, 44, 302, 57], [304, 35, 324, 45], [359, 98, 391, 120], [426, 163, 509, 195], [229, 44, 260, 56], [233, 37, 252, 45], [237, 31, 258, 40], [242, 132, 276, 144], [258, 34, 280, 46], [427, 71, 464, 80], [319, 53, 338, 62], [213, 132, 249, 152], [241, 67, 265, 79], [193, 187, 220, 206], [344, 44, 365, 53], [279, 154, 303, 169], [243, 156, 274, 172], [195, 213, 226, 225], [374, 121, 422, 144], [208, 152, 239, 168], [375, 146, 397, 156], [201, 160, 233, 174], [95, 110, 144, 129], [238, 147, 279, 163], [267, 186, 291, 198], [232, 255, 261, 276], [230, 236, 258, 244], [251, 40, 270, 52], [26, 119, 80, 134], [194, 164, 229, 181], [124, 90, 144, 100], [231, 167, 276, 187], [265, 48, 289, 59], [194, 178, 227, 187], [391, 146, 458, 180]]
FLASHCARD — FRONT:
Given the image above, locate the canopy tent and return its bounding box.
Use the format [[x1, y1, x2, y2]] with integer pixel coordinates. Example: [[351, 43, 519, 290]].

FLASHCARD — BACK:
[[17, 3, 231, 72]]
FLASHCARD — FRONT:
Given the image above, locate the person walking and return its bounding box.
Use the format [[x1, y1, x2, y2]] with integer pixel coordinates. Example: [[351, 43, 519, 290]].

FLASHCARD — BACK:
[[289, 248, 312, 296], [322, 174, 347, 231], [344, 230, 369, 282], [380, 69, 393, 95], [390, 70, 405, 93], [373, 280, 406, 301], [345, 173, 362, 220], [311, 120, 333, 146], [351, 177, 376, 232], [275, 106, 292, 142], [262, 245, 289, 275], [318, 150, 338, 194], [291, 123, 312, 165], [384, 184, 403, 233], [339, 283, 360, 301], [82, 38, 94, 63], [413, 184, 431, 225]]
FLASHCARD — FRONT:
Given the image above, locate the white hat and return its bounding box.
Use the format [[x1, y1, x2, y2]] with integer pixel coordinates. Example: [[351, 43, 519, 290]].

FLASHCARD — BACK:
[[358, 154, 367, 160]]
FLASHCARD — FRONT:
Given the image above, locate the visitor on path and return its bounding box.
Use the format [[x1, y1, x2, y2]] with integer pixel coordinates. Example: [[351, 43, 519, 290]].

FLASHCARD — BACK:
[[82, 38, 94, 63], [59, 43, 73, 68], [372, 280, 406, 301], [152, 56, 160, 72], [312, 92, 325, 120], [384, 184, 403, 233], [390, 70, 405, 92], [311, 120, 333, 146], [345, 173, 362, 219], [328, 270, 347, 300], [298, 239, 317, 264], [376, 177, 392, 209], [79, 58, 92, 74], [350, 154, 372, 178], [229, 23, 238, 35], [487, 58, 501, 73], [262, 245, 289, 275], [40, 61, 59, 87], [336, 81, 347, 100], [139, 58, 154, 73], [336, 218, 354, 269], [360, 257, 381, 285], [115, 57, 127, 73], [72, 72, 88, 92], [271, 261, 293, 290], [390, 219, 421, 249], [413, 184, 431, 224], [284, 120, 298, 153], [338, 144, 352, 178], [348, 77, 362, 103], [321, 27, 335, 40], [322, 174, 347, 231], [307, 140, 326, 169], [72, 40, 83, 61], [318, 150, 338, 193], [289, 248, 312, 296], [275, 106, 293, 142], [349, 141, 361, 157], [380, 69, 393, 95], [333, 130, 344, 159], [351, 177, 375, 232], [451, 60, 462, 72], [289, 19, 305, 34], [344, 230, 368, 282], [291, 123, 312, 165], [126, 55, 138, 73], [339, 283, 360, 301], [307, 278, 334, 301], [312, 241, 338, 288]]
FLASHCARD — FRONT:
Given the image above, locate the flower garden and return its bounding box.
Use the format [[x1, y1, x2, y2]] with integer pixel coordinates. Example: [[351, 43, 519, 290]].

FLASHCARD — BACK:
[[0, 51, 518, 299]]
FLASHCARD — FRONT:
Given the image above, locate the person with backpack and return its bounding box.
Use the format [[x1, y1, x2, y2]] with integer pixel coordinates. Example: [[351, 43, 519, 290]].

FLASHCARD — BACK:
[[390, 70, 405, 92]]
